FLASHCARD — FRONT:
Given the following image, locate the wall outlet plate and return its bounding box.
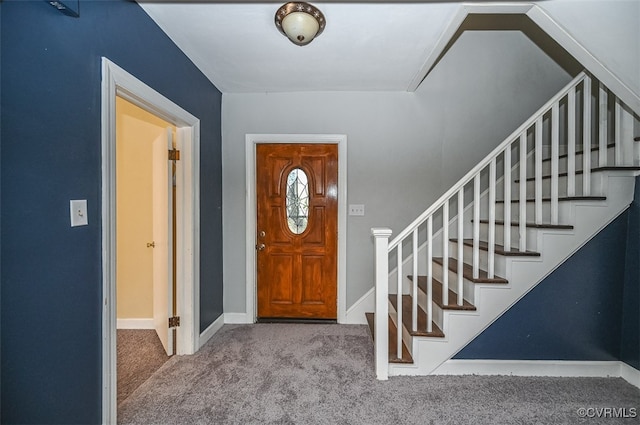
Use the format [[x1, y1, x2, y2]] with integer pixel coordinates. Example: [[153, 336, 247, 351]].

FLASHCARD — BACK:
[[349, 204, 365, 216]]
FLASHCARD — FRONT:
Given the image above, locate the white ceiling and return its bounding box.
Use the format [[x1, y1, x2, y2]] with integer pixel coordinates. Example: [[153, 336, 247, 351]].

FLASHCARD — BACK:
[[139, 1, 467, 93]]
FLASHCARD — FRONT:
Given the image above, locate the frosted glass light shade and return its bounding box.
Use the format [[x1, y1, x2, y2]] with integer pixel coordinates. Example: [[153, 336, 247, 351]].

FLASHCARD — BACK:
[[275, 2, 325, 46], [282, 12, 319, 45]]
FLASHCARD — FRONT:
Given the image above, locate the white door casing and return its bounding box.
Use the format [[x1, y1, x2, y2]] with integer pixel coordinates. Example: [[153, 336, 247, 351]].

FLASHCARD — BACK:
[[101, 58, 200, 424]]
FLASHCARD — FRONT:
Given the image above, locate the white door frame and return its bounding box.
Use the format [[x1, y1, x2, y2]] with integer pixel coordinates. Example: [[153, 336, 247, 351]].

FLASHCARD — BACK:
[[101, 58, 201, 424], [245, 134, 348, 323]]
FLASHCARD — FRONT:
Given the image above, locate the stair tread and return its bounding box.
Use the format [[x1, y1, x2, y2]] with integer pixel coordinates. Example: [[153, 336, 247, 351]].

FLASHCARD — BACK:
[[407, 277, 476, 311], [476, 218, 573, 230], [481, 218, 573, 229], [365, 312, 413, 363], [541, 142, 614, 163], [432, 257, 508, 284], [517, 166, 640, 183], [451, 239, 540, 256], [389, 294, 446, 336], [495, 195, 606, 203]]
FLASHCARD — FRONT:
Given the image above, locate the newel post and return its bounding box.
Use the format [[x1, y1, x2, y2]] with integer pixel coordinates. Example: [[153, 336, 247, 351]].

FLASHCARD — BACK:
[[372, 227, 392, 380]]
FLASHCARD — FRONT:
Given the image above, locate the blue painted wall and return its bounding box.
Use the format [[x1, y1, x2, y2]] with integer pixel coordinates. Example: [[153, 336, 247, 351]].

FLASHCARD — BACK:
[[0, 1, 223, 423], [456, 176, 639, 369], [620, 177, 640, 369]]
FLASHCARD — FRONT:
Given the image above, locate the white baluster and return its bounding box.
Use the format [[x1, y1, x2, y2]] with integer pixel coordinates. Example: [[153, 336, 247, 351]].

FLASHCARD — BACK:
[[396, 243, 403, 360], [599, 82, 608, 167], [503, 146, 511, 252], [426, 216, 433, 333], [535, 118, 543, 225], [412, 228, 418, 332], [442, 201, 449, 306], [567, 87, 576, 197], [615, 97, 634, 167], [519, 133, 527, 252], [473, 174, 480, 280], [615, 98, 622, 166], [371, 227, 391, 380], [488, 159, 496, 278], [620, 104, 634, 166], [551, 103, 559, 225], [457, 188, 464, 306], [583, 75, 592, 196]]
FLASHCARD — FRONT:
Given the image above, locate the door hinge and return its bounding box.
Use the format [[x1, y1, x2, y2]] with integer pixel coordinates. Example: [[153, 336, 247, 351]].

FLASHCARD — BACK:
[[168, 316, 180, 328], [168, 149, 181, 161]]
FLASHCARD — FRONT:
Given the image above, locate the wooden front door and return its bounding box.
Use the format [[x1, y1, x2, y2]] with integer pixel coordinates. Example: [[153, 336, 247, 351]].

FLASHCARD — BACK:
[[256, 143, 338, 319]]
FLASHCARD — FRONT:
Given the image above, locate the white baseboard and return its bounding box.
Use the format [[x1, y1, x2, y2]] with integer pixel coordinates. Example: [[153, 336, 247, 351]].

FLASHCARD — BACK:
[[198, 314, 225, 350], [224, 312, 252, 324], [620, 361, 640, 389], [344, 288, 374, 324], [433, 360, 640, 389], [117, 318, 154, 329]]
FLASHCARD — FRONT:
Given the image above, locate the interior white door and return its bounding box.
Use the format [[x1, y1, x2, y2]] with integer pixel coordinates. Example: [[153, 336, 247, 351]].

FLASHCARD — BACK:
[[152, 127, 173, 356]]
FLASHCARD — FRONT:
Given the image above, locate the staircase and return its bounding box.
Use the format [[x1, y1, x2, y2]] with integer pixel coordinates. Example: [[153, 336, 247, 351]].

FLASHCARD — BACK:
[[368, 71, 640, 380]]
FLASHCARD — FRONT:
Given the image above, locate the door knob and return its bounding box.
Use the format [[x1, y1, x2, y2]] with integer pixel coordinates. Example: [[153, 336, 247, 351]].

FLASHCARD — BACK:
[[147, 242, 156, 248], [256, 243, 266, 251]]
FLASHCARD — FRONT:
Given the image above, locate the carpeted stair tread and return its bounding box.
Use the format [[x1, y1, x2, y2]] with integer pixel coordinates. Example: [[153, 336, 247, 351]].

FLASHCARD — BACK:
[[476, 218, 573, 230], [407, 276, 476, 311], [432, 257, 508, 284], [388, 294, 445, 337], [365, 313, 413, 363], [450, 239, 540, 257], [495, 195, 606, 203]]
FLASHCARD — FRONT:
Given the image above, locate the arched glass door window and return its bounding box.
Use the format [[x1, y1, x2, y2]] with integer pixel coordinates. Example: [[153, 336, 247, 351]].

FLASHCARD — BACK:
[[286, 168, 309, 234]]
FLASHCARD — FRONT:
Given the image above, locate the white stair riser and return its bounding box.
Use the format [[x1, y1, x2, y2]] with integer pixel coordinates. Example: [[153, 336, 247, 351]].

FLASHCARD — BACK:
[[521, 145, 619, 175], [431, 260, 484, 304], [511, 172, 607, 199], [454, 242, 510, 277], [479, 221, 543, 251], [416, 288, 446, 331], [492, 199, 577, 223]]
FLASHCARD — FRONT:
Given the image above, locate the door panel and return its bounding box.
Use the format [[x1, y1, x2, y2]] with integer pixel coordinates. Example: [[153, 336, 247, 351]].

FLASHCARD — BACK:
[[152, 127, 173, 356], [256, 143, 338, 319]]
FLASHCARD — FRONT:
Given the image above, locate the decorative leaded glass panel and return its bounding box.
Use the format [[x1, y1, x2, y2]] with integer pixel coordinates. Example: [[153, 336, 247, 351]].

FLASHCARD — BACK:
[[286, 168, 309, 234]]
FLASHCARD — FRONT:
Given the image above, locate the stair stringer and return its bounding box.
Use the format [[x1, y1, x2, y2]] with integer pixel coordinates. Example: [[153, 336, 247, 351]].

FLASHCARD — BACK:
[[388, 172, 638, 376]]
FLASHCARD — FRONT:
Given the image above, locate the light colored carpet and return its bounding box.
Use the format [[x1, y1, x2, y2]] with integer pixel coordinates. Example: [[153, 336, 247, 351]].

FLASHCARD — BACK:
[[117, 329, 170, 406], [118, 324, 639, 424]]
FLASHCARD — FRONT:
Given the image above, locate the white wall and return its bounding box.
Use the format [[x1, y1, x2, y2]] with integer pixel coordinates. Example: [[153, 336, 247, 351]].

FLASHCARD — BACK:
[[222, 29, 572, 316], [537, 0, 639, 97]]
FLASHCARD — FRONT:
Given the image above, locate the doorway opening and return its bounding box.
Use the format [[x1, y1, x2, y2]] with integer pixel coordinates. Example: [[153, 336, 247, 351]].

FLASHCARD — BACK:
[[101, 58, 201, 424], [115, 97, 176, 404]]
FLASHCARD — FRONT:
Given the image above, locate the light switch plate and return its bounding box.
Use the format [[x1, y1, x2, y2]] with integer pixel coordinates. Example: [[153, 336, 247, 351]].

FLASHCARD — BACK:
[[349, 204, 365, 216], [70, 199, 88, 227]]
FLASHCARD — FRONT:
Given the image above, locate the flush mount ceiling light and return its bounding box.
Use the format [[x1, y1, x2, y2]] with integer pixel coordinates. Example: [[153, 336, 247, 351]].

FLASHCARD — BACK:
[[275, 2, 326, 46]]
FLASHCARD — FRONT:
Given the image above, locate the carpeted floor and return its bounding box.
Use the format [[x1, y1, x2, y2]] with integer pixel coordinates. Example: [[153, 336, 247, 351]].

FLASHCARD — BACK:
[[118, 324, 639, 424], [117, 329, 170, 405]]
